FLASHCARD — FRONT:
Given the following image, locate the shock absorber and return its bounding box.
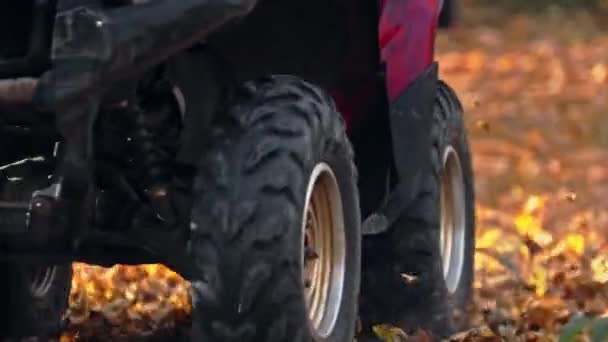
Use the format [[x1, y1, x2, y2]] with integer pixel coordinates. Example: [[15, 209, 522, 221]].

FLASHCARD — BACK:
[[133, 75, 182, 226]]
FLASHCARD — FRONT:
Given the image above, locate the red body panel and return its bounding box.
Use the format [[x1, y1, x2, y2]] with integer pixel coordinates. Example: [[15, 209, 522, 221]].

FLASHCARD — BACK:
[[332, 83, 378, 129], [333, 0, 440, 131], [378, 0, 440, 100]]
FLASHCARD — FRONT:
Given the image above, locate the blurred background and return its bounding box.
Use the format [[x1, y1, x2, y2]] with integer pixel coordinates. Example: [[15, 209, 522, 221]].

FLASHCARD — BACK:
[[437, 0, 608, 340], [62, 1, 608, 340]]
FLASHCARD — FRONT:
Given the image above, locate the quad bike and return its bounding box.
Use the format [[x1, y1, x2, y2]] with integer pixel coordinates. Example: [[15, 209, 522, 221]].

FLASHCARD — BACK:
[[0, 0, 474, 341]]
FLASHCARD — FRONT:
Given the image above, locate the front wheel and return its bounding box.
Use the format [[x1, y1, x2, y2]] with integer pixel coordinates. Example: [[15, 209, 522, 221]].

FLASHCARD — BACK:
[[189, 76, 361, 341]]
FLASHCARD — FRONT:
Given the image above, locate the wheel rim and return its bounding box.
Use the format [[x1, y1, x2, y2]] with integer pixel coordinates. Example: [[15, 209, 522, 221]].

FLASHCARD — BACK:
[[301, 162, 346, 338], [440, 145, 467, 294], [26, 265, 57, 297]]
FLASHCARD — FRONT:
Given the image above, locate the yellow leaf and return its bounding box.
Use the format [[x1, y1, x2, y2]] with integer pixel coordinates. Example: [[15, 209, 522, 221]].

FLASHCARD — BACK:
[[515, 213, 543, 238], [372, 324, 408, 342], [524, 195, 545, 213], [565, 233, 585, 255], [591, 63, 607, 83], [591, 255, 608, 283], [529, 268, 547, 297], [478, 228, 503, 248]]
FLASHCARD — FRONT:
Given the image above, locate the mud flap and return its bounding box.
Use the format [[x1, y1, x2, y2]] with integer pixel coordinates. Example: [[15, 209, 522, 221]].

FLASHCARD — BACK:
[[362, 63, 438, 235]]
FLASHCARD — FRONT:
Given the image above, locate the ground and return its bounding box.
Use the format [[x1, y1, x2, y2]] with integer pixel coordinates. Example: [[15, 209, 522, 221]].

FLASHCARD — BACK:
[[60, 1, 608, 341]]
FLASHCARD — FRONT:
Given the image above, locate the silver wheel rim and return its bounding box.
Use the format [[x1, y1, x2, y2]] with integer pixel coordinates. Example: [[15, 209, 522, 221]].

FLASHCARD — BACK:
[[26, 265, 57, 297], [301, 163, 346, 338], [440, 146, 467, 294]]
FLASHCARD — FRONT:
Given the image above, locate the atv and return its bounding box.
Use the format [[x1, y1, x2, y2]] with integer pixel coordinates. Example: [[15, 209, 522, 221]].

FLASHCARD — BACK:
[[0, 0, 475, 341]]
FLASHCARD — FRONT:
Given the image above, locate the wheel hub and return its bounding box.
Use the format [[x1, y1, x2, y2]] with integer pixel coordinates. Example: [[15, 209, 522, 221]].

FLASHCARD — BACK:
[[440, 145, 467, 294], [302, 163, 346, 338]]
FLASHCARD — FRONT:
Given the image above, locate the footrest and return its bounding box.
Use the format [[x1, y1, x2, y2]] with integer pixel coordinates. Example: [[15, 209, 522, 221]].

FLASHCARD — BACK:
[[0, 200, 29, 234]]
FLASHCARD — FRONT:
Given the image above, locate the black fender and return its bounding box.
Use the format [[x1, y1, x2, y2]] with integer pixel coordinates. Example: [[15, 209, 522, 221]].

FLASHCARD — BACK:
[[362, 63, 438, 235], [439, 0, 459, 28]]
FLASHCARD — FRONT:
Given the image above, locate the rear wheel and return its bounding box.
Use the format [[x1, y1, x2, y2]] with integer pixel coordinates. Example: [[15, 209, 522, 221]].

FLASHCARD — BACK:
[[436, 82, 475, 329], [359, 80, 475, 339], [189, 76, 361, 341], [0, 262, 72, 339], [0, 177, 72, 340]]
